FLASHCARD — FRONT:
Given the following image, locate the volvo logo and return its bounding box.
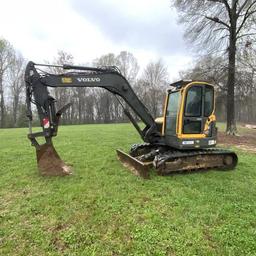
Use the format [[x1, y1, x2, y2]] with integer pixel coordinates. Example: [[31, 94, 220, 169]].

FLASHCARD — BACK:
[[76, 77, 101, 82]]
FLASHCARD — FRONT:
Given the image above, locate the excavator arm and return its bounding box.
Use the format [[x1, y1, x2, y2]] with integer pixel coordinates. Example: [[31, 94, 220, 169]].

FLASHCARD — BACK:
[[25, 61, 162, 146], [25, 61, 162, 177]]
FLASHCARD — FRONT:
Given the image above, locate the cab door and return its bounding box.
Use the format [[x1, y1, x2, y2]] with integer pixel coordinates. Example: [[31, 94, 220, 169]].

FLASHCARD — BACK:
[[183, 84, 214, 134], [164, 91, 181, 136]]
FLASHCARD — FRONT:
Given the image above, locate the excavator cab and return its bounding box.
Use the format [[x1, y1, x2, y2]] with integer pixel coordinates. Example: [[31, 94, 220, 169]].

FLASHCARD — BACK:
[[162, 81, 217, 150]]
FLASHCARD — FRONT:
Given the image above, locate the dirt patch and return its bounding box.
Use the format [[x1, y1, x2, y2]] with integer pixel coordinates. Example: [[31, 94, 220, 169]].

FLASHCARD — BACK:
[[218, 132, 256, 153], [51, 236, 67, 252], [49, 223, 69, 252]]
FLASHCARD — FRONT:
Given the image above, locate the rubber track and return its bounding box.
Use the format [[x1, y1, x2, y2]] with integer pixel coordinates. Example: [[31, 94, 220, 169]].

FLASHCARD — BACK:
[[130, 143, 238, 172]]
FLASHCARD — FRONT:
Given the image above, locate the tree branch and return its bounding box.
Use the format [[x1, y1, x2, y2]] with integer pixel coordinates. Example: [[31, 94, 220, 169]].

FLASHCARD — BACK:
[[237, 0, 250, 15], [236, 2, 256, 36], [236, 32, 256, 40], [213, 27, 229, 33], [205, 16, 230, 28], [208, 0, 232, 17]]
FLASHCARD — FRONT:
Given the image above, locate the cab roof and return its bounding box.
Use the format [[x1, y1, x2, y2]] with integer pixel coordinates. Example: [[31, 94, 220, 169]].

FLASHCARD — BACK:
[[169, 80, 192, 89], [169, 80, 211, 90]]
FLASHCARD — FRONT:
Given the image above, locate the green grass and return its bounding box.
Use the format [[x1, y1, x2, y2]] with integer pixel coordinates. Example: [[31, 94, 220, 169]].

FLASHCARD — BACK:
[[0, 123, 256, 256]]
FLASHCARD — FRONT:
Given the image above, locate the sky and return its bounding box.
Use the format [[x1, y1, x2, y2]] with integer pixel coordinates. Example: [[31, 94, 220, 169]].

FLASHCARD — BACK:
[[0, 0, 193, 80]]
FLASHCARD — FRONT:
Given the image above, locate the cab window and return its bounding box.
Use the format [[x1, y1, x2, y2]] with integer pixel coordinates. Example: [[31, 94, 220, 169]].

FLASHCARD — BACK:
[[185, 86, 202, 117], [165, 91, 180, 135], [166, 91, 180, 116], [204, 86, 214, 116]]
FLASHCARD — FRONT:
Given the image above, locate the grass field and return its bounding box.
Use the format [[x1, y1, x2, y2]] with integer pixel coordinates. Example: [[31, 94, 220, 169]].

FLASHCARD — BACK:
[[1, 123, 256, 255]]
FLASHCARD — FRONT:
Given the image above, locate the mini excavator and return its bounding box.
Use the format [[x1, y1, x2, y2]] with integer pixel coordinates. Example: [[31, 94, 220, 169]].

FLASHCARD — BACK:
[[25, 61, 237, 178]]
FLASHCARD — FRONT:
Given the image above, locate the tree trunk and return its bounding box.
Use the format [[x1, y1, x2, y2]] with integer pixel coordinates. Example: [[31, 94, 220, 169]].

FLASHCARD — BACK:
[[103, 94, 110, 123], [0, 75, 5, 128], [226, 5, 237, 135], [78, 95, 82, 124], [13, 95, 19, 127]]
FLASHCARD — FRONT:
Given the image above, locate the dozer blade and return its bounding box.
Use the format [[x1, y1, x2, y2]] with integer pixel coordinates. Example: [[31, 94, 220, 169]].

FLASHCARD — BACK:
[[36, 143, 72, 176], [116, 149, 153, 179]]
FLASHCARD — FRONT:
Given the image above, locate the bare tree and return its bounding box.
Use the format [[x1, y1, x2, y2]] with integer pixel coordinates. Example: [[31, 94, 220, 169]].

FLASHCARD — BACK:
[[93, 53, 119, 123], [92, 51, 140, 123], [8, 53, 25, 127], [116, 51, 139, 85], [0, 38, 14, 127], [115, 51, 140, 121], [140, 59, 168, 117], [173, 0, 256, 134]]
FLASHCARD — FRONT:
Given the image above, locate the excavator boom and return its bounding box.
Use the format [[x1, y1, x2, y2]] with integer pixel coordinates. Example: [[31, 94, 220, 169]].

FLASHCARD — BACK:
[[25, 62, 163, 176], [25, 62, 161, 142]]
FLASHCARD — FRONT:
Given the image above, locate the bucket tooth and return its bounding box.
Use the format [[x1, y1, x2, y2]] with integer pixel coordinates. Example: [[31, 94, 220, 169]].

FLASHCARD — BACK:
[[36, 143, 72, 176], [116, 149, 152, 179]]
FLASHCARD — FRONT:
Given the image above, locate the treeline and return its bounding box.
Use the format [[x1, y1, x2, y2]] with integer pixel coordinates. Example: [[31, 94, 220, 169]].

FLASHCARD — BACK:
[[0, 39, 169, 127], [46, 50, 168, 125], [0, 36, 255, 128], [0, 39, 26, 128]]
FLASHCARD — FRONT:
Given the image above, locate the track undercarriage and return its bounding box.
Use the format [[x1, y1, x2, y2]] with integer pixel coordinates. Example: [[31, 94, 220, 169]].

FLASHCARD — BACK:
[[117, 143, 238, 179]]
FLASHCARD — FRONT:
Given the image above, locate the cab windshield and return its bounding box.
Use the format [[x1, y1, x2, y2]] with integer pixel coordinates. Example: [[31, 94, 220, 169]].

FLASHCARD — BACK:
[[183, 84, 214, 134]]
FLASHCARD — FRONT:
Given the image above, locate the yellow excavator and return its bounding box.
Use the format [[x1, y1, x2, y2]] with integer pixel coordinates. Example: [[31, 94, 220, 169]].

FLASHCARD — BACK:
[[25, 61, 237, 178]]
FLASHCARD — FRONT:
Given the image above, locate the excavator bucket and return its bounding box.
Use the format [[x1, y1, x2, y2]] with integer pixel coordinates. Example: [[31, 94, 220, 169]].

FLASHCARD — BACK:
[[116, 149, 152, 179], [36, 143, 72, 176]]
